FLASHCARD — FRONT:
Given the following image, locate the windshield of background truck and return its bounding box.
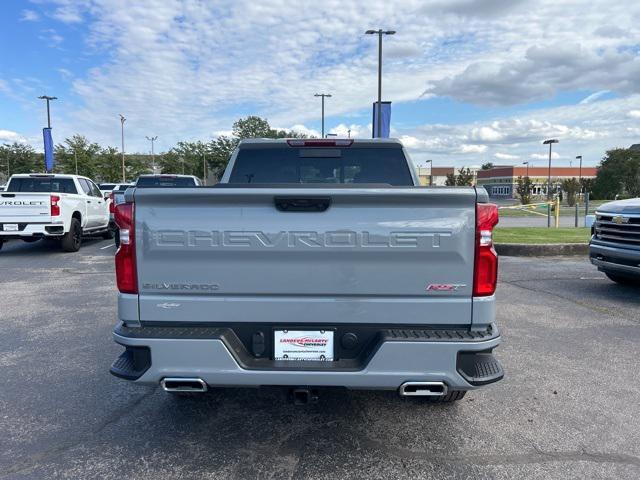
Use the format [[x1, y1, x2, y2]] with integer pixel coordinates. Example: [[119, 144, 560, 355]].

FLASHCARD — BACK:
[[229, 147, 413, 185], [6, 177, 78, 194]]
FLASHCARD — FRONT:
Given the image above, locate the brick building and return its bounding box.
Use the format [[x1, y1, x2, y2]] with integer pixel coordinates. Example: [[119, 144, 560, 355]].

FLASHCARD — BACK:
[[476, 165, 597, 199]]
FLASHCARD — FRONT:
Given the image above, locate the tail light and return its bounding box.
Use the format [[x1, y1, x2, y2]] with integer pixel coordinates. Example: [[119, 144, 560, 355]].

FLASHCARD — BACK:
[[114, 202, 137, 294], [50, 195, 60, 216], [473, 203, 499, 297], [109, 192, 115, 214]]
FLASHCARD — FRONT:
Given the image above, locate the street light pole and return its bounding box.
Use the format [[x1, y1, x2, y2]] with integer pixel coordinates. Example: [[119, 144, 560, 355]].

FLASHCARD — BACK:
[[576, 155, 583, 198], [543, 139, 559, 228], [119, 114, 126, 183], [145, 135, 158, 172], [203, 152, 207, 185], [38, 95, 57, 128], [425, 159, 433, 186], [523, 161, 529, 178], [365, 29, 395, 138], [314, 93, 332, 138]]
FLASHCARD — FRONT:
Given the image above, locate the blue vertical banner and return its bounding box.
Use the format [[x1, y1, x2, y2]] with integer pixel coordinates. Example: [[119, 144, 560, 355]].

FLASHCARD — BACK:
[[372, 101, 392, 138], [43, 128, 54, 172]]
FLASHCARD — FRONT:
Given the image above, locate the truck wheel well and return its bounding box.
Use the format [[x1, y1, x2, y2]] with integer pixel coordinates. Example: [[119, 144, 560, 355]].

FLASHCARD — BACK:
[[72, 211, 82, 223]]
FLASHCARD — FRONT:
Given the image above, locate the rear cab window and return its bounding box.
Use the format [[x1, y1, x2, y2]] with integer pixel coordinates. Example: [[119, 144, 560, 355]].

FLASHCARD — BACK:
[[6, 177, 78, 194], [228, 146, 414, 185], [136, 176, 197, 187]]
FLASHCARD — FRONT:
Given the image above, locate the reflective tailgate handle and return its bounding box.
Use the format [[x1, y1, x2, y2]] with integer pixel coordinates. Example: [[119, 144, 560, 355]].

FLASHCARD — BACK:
[[274, 196, 331, 212]]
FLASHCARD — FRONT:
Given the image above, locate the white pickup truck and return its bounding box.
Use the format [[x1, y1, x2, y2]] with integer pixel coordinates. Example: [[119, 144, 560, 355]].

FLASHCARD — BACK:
[[0, 174, 112, 252]]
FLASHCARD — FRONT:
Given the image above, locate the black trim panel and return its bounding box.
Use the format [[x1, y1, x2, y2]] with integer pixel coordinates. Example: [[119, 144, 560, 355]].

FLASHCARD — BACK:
[[114, 323, 498, 372]]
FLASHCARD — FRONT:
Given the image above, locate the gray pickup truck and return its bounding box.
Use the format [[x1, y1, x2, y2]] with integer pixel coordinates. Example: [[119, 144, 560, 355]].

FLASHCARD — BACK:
[[590, 198, 640, 284], [110, 138, 503, 404]]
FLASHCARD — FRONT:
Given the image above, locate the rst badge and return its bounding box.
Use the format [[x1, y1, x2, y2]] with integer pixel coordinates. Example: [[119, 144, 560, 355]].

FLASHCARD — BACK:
[[426, 284, 466, 292]]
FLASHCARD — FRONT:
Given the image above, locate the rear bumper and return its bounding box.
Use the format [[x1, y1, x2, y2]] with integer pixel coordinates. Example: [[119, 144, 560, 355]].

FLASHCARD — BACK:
[[0, 222, 65, 237], [111, 322, 503, 390], [589, 242, 640, 278]]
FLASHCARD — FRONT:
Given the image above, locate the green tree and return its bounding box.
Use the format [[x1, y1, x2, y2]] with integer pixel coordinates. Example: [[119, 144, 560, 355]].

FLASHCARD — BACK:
[[593, 148, 640, 199], [481, 162, 494, 170], [444, 172, 456, 186], [203, 116, 310, 181], [53, 135, 101, 179], [455, 167, 475, 186], [232, 116, 272, 139], [561, 177, 580, 206], [94, 147, 123, 183], [0, 143, 39, 182], [516, 176, 533, 205]]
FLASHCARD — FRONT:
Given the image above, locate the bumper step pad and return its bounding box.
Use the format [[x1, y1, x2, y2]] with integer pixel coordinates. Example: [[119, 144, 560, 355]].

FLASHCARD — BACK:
[[110, 346, 151, 380], [457, 350, 504, 386]]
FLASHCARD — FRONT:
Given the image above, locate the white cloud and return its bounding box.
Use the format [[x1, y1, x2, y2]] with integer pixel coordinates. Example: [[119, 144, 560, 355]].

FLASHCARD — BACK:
[[9, 0, 640, 157], [531, 152, 560, 160], [628, 110, 640, 118], [39, 28, 64, 48], [0, 130, 27, 143], [460, 144, 487, 153], [580, 90, 611, 104], [328, 123, 366, 138], [52, 5, 83, 24], [494, 152, 519, 160], [470, 126, 503, 142], [287, 124, 321, 138], [20, 10, 40, 22]]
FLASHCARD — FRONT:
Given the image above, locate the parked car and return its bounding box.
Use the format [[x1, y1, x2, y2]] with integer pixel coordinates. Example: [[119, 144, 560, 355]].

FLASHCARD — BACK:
[[110, 183, 134, 246], [589, 197, 640, 284], [110, 138, 503, 404], [99, 183, 118, 197], [0, 185, 6, 192], [0, 174, 112, 252], [134, 174, 201, 187]]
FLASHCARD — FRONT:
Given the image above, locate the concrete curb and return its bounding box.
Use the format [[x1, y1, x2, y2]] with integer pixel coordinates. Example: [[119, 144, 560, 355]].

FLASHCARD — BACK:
[[495, 243, 589, 257]]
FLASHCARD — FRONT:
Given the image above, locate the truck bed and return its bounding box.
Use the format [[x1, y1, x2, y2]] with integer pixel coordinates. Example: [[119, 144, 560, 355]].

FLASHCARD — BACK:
[[131, 186, 478, 326]]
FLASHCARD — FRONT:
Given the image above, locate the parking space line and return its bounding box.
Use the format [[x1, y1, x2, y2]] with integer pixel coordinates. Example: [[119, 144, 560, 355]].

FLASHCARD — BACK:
[[100, 244, 116, 250]]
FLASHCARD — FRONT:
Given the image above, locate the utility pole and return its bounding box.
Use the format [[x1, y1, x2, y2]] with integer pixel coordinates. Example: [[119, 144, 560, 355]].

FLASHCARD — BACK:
[[425, 159, 433, 186], [314, 93, 331, 138], [146, 136, 158, 172], [119, 115, 126, 182], [543, 139, 559, 228], [365, 29, 395, 138], [38, 95, 57, 128]]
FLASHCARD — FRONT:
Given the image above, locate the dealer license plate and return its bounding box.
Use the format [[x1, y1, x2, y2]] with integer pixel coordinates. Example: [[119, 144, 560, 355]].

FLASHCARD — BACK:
[[2, 224, 18, 231], [274, 330, 334, 361]]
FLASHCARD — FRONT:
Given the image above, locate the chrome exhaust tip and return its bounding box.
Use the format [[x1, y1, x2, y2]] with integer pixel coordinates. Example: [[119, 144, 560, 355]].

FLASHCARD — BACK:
[[399, 381, 447, 397], [161, 377, 208, 393]]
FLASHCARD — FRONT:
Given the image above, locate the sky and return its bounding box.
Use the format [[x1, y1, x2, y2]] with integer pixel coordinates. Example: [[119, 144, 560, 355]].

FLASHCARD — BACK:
[[2, 0, 640, 168]]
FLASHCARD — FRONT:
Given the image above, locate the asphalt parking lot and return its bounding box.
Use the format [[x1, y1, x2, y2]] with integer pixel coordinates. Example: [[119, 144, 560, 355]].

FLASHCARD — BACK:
[[1, 238, 639, 479]]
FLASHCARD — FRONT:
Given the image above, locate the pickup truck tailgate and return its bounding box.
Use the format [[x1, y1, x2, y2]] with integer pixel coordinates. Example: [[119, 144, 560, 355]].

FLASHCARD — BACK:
[[134, 187, 478, 325], [0, 193, 51, 221]]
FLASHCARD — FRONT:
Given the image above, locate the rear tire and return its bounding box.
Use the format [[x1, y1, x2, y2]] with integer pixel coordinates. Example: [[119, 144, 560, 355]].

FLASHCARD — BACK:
[[605, 272, 639, 286], [61, 218, 82, 252], [426, 390, 467, 403], [102, 225, 115, 240]]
